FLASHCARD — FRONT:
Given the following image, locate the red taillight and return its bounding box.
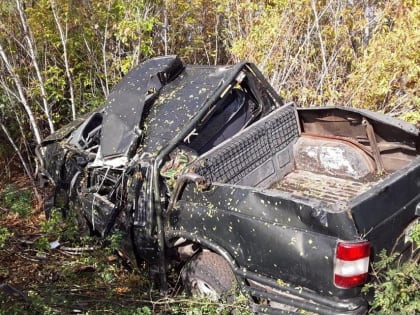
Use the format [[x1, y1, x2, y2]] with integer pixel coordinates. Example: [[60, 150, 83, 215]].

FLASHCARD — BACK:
[[334, 241, 370, 288]]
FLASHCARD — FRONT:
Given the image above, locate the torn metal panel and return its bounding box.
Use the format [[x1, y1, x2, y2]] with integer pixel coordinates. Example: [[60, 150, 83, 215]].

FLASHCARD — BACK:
[[68, 112, 103, 150], [41, 111, 99, 145], [142, 65, 235, 154], [100, 55, 183, 160]]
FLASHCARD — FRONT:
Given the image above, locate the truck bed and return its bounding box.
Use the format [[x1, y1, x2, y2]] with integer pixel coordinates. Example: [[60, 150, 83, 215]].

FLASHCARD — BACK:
[[192, 104, 386, 209], [190, 104, 419, 259]]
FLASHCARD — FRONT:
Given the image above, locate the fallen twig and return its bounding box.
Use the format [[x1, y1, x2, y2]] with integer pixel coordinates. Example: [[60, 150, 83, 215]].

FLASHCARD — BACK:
[[0, 206, 9, 213], [58, 246, 95, 255], [0, 283, 30, 302]]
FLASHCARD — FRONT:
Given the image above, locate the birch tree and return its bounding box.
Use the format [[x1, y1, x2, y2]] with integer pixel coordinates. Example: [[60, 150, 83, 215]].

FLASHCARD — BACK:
[[0, 42, 42, 146], [49, 0, 76, 120], [0, 121, 41, 204], [16, 0, 55, 133]]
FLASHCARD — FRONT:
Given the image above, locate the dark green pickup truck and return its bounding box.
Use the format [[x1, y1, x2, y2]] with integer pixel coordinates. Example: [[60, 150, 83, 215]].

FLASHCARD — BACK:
[[37, 56, 420, 314]]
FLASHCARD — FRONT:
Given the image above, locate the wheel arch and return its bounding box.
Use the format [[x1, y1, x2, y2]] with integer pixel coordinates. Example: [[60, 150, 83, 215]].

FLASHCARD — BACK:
[[166, 231, 240, 276]]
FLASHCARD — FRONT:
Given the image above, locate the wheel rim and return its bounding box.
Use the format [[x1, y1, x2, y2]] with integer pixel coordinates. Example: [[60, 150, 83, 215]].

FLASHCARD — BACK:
[[191, 279, 219, 300]]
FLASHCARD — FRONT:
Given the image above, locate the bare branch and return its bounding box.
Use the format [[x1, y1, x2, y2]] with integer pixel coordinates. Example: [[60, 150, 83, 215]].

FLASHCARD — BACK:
[[0, 42, 42, 145], [311, 0, 329, 96], [0, 121, 42, 205], [15, 0, 55, 133], [102, 0, 112, 97], [49, 0, 76, 120], [164, 0, 168, 56]]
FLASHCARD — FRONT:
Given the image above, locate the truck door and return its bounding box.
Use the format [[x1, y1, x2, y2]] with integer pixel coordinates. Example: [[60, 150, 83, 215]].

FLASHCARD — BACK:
[[132, 157, 159, 263]]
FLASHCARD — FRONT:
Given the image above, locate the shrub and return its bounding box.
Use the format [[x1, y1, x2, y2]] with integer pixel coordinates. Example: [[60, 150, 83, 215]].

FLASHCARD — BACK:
[[0, 184, 33, 218], [364, 222, 419, 314], [345, 0, 420, 113], [0, 226, 12, 249]]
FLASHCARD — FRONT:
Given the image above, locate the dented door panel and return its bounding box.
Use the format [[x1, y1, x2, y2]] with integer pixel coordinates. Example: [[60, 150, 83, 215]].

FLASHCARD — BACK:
[[170, 182, 362, 297]]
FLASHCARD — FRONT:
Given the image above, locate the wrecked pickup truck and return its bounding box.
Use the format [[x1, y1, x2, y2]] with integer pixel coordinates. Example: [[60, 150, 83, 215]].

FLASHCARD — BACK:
[[37, 56, 420, 314]]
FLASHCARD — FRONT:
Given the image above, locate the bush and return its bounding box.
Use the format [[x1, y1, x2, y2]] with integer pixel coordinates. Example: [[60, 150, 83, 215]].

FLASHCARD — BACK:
[[228, 0, 419, 116], [0, 184, 33, 218], [345, 0, 420, 113], [0, 226, 12, 249], [364, 222, 419, 314]]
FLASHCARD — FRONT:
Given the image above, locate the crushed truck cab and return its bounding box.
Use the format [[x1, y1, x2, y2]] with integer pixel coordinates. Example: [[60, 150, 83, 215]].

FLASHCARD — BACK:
[[37, 56, 420, 314]]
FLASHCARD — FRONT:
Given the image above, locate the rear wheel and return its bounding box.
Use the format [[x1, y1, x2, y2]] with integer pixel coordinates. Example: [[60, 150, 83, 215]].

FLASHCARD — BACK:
[[181, 251, 236, 300]]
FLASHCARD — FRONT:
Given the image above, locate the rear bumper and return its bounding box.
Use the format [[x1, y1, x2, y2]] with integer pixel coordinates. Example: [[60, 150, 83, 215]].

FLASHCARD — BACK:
[[237, 270, 368, 315]]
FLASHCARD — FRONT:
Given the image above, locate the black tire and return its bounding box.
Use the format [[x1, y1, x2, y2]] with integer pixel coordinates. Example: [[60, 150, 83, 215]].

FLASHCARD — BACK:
[[181, 251, 236, 300]]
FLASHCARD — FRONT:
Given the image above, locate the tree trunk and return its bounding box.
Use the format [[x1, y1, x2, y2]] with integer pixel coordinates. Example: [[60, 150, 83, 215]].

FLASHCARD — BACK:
[[16, 0, 55, 133], [50, 0, 77, 121], [0, 122, 42, 206], [0, 42, 43, 146]]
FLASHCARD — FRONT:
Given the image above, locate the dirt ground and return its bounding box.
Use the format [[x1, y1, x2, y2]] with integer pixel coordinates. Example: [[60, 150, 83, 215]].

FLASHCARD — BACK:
[[0, 185, 159, 314], [0, 206, 239, 315], [0, 175, 262, 315]]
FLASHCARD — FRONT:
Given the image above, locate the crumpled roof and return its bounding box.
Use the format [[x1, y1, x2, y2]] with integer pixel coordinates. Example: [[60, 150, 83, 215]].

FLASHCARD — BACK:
[[100, 55, 183, 160], [142, 65, 235, 154]]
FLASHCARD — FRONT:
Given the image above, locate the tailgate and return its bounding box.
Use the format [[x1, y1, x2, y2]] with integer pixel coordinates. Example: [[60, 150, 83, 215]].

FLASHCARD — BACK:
[[350, 157, 420, 258]]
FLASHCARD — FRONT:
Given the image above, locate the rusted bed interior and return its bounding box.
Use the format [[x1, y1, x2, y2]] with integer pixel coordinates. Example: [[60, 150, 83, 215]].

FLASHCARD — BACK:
[[271, 170, 375, 205], [190, 104, 417, 207], [269, 133, 382, 205]]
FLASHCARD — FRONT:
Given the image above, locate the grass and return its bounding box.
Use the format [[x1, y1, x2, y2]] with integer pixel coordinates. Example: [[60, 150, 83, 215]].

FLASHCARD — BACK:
[[0, 196, 252, 315]]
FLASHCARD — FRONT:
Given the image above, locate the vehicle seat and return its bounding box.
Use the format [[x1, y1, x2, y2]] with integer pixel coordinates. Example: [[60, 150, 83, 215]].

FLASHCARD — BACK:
[[187, 89, 255, 154]]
